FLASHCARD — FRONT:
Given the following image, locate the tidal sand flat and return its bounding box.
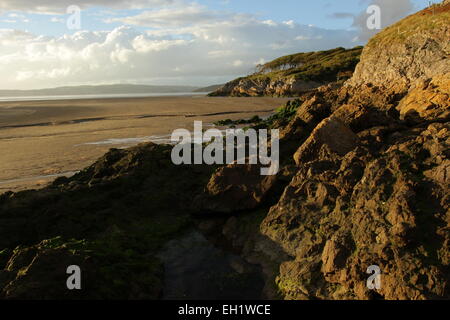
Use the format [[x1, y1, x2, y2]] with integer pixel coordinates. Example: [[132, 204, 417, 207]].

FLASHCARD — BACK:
[[0, 95, 289, 192]]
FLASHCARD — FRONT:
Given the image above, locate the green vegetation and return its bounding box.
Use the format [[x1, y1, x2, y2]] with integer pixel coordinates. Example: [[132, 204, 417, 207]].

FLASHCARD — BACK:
[[267, 99, 303, 125], [367, 2, 450, 49], [0, 143, 216, 299], [214, 115, 262, 127], [214, 99, 304, 129], [252, 46, 363, 83], [208, 46, 363, 96]]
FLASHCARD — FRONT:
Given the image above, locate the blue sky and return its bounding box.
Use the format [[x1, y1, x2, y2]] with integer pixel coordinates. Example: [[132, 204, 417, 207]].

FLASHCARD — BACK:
[[0, 0, 431, 89], [200, 0, 430, 28], [0, 0, 430, 35]]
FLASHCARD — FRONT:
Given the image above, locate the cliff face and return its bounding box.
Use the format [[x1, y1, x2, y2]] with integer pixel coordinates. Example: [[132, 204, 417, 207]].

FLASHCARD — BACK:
[[344, 2, 450, 121], [256, 1, 450, 300], [210, 47, 363, 97], [347, 3, 449, 91]]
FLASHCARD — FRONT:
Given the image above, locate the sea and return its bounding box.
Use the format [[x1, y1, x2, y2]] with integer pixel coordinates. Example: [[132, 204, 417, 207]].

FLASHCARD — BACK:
[[0, 92, 209, 102]]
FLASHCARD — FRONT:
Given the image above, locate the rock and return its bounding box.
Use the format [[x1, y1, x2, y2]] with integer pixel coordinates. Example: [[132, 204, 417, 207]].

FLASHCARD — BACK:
[[424, 160, 450, 185], [2, 244, 90, 299], [277, 92, 334, 158], [1, 237, 164, 300], [276, 258, 325, 300], [397, 75, 450, 121], [346, 2, 450, 93], [261, 121, 449, 299], [192, 163, 279, 214], [280, 95, 331, 140], [293, 116, 359, 165], [210, 47, 362, 97], [0, 143, 212, 299], [321, 233, 353, 275], [210, 77, 323, 97], [332, 104, 397, 132]]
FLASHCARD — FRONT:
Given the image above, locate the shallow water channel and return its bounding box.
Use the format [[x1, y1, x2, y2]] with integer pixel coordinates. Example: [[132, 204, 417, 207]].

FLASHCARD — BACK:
[[157, 230, 265, 300]]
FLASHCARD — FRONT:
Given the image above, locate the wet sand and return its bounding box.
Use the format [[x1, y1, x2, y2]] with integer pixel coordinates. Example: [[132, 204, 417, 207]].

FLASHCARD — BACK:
[[0, 95, 289, 192]]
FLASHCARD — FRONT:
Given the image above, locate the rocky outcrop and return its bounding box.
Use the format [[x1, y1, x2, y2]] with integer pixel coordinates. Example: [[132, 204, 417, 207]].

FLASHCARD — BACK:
[[192, 164, 278, 214], [344, 1, 450, 118], [347, 2, 449, 92], [397, 74, 450, 121], [210, 77, 323, 97], [261, 121, 449, 299], [210, 47, 363, 97], [201, 1, 450, 300], [1, 237, 164, 299], [0, 143, 214, 299], [293, 116, 359, 165], [256, 1, 450, 300], [192, 163, 298, 214]]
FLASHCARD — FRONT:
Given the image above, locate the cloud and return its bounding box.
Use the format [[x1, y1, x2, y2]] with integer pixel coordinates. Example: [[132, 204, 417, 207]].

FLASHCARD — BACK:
[[2, 12, 29, 23], [0, 2, 364, 89], [283, 20, 296, 28], [107, 3, 234, 28], [0, 0, 175, 14], [0, 18, 360, 89], [351, 0, 415, 41], [329, 12, 355, 19], [232, 60, 243, 67], [50, 17, 65, 23]]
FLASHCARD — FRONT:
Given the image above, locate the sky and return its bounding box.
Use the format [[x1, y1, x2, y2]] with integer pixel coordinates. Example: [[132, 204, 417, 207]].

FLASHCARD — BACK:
[[0, 0, 430, 90]]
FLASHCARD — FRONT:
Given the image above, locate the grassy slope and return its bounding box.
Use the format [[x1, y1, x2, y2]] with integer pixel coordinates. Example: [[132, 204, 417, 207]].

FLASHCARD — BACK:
[[250, 46, 363, 83], [366, 2, 450, 49]]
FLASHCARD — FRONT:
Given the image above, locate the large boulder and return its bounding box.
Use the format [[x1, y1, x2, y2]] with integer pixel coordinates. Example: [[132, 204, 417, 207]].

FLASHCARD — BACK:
[[192, 163, 294, 214], [293, 116, 359, 165]]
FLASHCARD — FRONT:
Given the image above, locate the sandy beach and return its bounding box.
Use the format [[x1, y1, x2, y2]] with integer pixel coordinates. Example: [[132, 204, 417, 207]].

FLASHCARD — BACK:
[[0, 95, 289, 192]]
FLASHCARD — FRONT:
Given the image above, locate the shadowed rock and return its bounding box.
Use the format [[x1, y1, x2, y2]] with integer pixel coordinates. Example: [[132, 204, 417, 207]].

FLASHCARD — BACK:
[[293, 117, 359, 165]]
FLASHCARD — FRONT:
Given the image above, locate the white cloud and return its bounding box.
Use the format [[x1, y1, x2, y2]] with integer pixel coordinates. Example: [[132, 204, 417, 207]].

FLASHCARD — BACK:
[[0, 0, 175, 14], [0, 3, 363, 89], [283, 20, 295, 28], [232, 60, 243, 67], [51, 17, 64, 23], [207, 50, 232, 58], [254, 58, 266, 66], [295, 35, 311, 41], [107, 3, 234, 28], [262, 20, 277, 27], [8, 13, 25, 18], [334, 0, 415, 41], [2, 12, 29, 23]]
